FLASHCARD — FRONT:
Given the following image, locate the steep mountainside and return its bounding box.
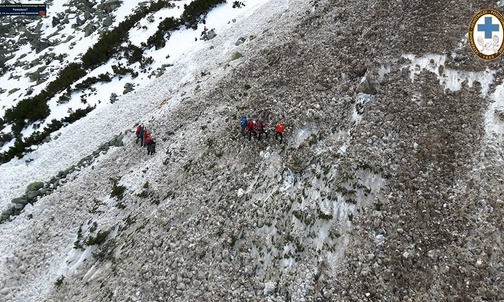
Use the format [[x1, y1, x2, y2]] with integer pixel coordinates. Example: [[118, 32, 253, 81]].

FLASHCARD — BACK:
[[1, 0, 504, 301]]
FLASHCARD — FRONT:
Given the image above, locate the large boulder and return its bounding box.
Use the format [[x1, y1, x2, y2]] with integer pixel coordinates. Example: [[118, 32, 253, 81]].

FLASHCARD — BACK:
[[13, 203, 25, 210], [33, 40, 51, 54], [102, 0, 122, 13], [26, 181, 44, 192], [235, 37, 246, 46], [102, 15, 114, 27], [84, 23, 97, 37], [110, 134, 125, 147], [356, 77, 378, 95], [52, 16, 60, 27], [11, 197, 29, 205], [26, 190, 42, 200]]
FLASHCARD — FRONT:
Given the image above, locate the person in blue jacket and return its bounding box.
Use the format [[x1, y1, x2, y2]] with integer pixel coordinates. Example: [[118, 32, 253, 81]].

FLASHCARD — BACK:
[[240, 116, 248, 136]]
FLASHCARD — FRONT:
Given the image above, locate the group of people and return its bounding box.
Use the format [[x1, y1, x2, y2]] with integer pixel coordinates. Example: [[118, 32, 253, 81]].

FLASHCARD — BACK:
[[240, 116, 285, 143], [134, 117, 284, 155], [136, 125, 156, 155]]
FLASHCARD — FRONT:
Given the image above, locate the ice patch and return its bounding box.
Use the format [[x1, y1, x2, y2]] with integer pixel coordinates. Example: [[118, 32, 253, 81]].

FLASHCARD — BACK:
[[402, 53, 504, 142], [375, 234, 385, 245], [259, 150, 271, 160], [279, 257, 295, 268], [352, 93, 374, 125], [280, 168, 294, 191], [264, 281, 277, 295], [338, 142, 348, 154], [377, 63, 392, 81], [485, 82, 504, 138], [294, 128, 312, 147], [403, 53, 495, 97]]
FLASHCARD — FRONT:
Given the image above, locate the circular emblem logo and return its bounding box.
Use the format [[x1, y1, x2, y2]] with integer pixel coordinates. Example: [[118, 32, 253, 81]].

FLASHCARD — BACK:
[[469, 9, 504, 60]]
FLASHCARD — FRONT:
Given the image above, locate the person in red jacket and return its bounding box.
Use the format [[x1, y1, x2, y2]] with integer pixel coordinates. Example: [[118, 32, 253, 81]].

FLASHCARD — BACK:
[[136, 125, 143, 145], [145, 135, 153, 154], [275, 122, 285, 144], [147, 137, 156, 155], [257, 120, 267, 141], [143, 129, 150, 147], [245, 119, 257, 141]]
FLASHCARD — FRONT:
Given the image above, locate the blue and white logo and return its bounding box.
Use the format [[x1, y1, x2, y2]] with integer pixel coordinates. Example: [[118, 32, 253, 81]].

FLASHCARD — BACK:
[[469, 9, 504, 60]]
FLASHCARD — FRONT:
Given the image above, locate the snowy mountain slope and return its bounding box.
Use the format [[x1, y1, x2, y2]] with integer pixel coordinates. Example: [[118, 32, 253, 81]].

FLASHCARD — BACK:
[[1, 0, 504, 301], [0, 0, 269, 159], [0, 0, 272, 211]]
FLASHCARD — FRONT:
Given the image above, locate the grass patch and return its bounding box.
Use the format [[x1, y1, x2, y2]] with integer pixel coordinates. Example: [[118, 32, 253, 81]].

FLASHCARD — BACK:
[[92, 238, 116, 261], [89, 221, 98, 233], [110, 178, 126, 200], [73, 225, 84, 250], [55, 275, 65, 286], [86, 230, 110, 246], [317, 210, 333, 220], [231, 51, 243, 60]]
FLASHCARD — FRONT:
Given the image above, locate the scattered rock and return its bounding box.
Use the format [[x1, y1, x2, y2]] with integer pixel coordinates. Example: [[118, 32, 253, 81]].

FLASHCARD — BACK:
[[102, 15, 114, 27], [84, 23, 97, 37], [235, 37, 246, 46], [356, 77, 377, 95], [123, 83, 135, 94], [494, 108, 504, 122]]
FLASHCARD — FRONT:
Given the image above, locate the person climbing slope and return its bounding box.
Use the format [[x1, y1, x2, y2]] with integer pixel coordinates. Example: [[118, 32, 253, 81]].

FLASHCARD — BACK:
[[275, 122, 285, 144], [257, 119, 267, 141], [143, 129, 151, 147], [139, 126, 145, 146], [246, 118, 257, 140], [147, 137, 156, 155], [240, 116, 248, 136], [145, 135, 153, 155], [136, 124, 143, 144]]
